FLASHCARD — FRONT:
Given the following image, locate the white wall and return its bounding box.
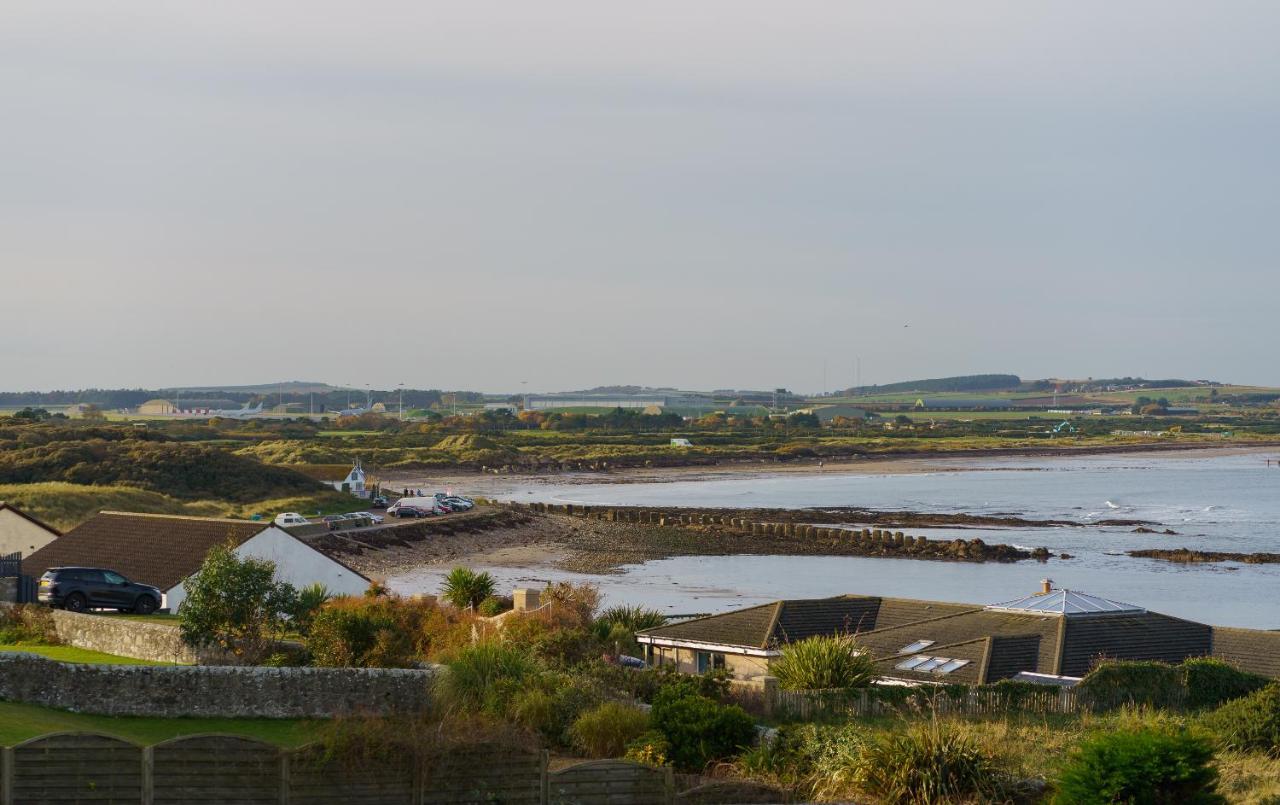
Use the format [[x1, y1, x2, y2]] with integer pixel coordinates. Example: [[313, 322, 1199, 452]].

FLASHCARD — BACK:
[[166, 527, 368, 610], [0, 508, 58, 558]]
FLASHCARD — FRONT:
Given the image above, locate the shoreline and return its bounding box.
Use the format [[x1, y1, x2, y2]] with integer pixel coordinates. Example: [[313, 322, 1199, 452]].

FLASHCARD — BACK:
[[378, 441, 1280, 493]]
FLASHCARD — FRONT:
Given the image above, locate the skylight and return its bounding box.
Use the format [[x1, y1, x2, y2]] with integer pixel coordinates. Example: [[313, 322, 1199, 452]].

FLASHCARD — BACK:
[[895, 655, 931, 671], [893, 655, 972, 675], [936, 659, 970, 675], [985, 589, 1145, 617], [915, 657, 947, 672], [899, 639, 935, 655]]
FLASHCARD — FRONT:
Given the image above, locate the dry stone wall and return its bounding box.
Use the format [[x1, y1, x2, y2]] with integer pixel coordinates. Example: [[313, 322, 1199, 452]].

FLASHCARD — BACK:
[[0, 652, 434, 718]]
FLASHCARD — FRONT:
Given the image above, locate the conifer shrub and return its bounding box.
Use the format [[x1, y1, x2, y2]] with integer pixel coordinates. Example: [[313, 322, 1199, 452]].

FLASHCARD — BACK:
[[1053, 726, 1223, 804], [1200, 683, 1280, 757]]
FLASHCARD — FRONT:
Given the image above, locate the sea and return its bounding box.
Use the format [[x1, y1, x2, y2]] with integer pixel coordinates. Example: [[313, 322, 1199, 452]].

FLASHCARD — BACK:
[[387, 450, 1280, 629]]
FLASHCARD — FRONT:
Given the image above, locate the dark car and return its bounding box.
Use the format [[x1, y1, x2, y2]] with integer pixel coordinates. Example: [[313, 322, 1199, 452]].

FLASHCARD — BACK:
[[38, 567, 162, 614]]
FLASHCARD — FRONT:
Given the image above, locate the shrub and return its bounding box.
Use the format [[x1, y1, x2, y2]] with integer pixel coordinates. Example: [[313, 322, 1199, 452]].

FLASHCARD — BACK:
[[288, 583, 332, 635], [477, 596, 506, 617], [1201, 683, 1280, 757], [440, 567, 496, 610], [1053, 726, 1224, 804], [1078, 660, 1186, 711], [500, 610, 602, 668], [770, 635, 877, 691], [857, 721, 1008, 804], [568, 701, 651, 758], [540, 581, 600, 627], [595, 605, 666, 633], [436, 640, 540, 714], [625, 731, 672, 767], [0, 605, 57, 645], [307, 597, 418, 668], [1183, 657, 1269, 710], [650, 685, 756, 772]]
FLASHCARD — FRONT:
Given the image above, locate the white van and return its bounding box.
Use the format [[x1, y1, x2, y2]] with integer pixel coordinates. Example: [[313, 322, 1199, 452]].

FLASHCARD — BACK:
[[274, 512, 311, 527]]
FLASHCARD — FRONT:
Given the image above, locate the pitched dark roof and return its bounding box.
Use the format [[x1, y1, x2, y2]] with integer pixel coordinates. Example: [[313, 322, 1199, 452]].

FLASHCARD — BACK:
[[1211, 627, 1280, 679], [1058, 613, 1211, 677], [857, 608, 1061, 682], [0, 502, 62, 538], [21, 511, 269, 591], [873, 637, 988, 685], [639, 595, 973, 650]]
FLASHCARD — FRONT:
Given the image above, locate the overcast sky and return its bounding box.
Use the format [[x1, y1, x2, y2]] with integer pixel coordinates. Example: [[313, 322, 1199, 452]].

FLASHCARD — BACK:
[[2, 2, 1276, 393]]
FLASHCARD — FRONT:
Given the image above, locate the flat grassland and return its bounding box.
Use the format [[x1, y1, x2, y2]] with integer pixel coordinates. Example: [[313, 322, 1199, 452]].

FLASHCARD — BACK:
[[0, 644, 172, 666], [0, 701, 317, 746]]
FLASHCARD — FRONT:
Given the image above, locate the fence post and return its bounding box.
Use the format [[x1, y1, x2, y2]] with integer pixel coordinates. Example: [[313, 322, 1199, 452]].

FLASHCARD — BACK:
[[664, 764, 675, 805], [141, 745, 154, 805], [278, 750, 290, 805], [1, 746, 12, 805], [539, 749, 550, 805]]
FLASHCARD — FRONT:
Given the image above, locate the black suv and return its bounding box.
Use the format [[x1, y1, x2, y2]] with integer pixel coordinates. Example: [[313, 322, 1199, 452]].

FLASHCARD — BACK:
[[38, 567, 162, 614]]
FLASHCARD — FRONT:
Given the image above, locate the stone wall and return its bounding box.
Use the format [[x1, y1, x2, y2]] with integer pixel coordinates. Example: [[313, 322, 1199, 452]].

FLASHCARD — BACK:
[[0, 652, 435, 718]]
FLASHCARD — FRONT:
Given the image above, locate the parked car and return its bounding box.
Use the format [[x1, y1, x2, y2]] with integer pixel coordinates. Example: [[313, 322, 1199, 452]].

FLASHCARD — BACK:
[[38, 567, 162, 614], [388, 503, 430, 518], [322, 514, 347, 530], [342, 512, 374, 527], [274, 512, 311, 527], [353, 511, 384, 524], [370, 496, 389, 508], [440, 497, 474, 511]]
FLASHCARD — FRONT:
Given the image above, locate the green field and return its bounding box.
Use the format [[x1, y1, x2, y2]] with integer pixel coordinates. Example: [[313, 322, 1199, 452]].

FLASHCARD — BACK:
[[0, 644, 174, 666], [0, 701, 318, 746]]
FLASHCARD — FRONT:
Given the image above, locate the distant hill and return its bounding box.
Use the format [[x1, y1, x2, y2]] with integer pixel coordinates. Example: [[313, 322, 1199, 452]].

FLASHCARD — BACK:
[[171, 381, 340, 394], [843, 374, 1022, 396]]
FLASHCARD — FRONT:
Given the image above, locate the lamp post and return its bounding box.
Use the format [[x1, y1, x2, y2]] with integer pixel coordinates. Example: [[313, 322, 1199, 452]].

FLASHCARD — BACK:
[[398, 383, 404, 421]]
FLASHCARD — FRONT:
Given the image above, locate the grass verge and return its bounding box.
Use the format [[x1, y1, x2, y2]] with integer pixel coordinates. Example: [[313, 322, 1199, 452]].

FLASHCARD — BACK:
[[0, 644, 174, 666], [0, 701, 319, 747]]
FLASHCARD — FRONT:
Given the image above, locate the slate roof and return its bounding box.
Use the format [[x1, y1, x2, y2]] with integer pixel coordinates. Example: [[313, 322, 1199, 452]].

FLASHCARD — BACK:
[[21, 512, 270, 591], [1211, 627, 1280, 680], [1058, 613, 1211, 677], [638, 595, 974, 650]]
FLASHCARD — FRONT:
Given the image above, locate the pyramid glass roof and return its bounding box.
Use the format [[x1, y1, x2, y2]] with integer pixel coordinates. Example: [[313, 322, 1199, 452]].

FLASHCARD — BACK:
[[985, 589, 1145, 617]]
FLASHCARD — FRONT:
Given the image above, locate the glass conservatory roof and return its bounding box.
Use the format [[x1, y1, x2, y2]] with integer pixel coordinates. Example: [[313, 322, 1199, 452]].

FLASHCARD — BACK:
[[985, 589, 1145, 617]]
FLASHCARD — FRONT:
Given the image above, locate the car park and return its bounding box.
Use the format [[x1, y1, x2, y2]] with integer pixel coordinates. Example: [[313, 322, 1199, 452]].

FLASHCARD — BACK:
[[38, 567, 163, 614]]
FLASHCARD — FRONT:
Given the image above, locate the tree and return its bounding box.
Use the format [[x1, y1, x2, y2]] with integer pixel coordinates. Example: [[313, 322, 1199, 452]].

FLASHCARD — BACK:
[[179, 541, 297, 661]]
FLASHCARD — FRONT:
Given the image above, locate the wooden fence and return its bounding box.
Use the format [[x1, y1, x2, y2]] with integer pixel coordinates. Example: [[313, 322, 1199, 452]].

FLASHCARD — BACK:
[[0, 733, 785, 805], [771, 685, 1080, 721]]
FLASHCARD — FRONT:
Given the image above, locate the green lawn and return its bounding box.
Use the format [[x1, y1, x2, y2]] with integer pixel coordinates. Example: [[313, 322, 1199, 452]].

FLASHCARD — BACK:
[[0, 701, 320, 747], [0, 644, 173, 666]]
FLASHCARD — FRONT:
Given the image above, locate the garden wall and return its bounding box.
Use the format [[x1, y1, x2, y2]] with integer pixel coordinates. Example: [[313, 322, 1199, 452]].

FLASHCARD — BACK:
[[0, 653, 434, 718], [0, 735, 784, 805]]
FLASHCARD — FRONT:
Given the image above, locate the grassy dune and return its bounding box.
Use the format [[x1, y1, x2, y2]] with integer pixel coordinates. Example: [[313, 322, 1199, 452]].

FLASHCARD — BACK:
[[0, 482, 354, 531]]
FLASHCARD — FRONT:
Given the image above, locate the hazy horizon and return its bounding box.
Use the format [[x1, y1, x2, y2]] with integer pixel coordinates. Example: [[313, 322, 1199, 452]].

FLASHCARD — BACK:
[[4, 2, 1276, 392]]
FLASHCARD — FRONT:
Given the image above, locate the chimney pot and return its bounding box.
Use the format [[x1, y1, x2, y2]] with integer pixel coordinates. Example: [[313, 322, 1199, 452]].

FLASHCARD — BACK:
[[1039, 578, 1053, 595]]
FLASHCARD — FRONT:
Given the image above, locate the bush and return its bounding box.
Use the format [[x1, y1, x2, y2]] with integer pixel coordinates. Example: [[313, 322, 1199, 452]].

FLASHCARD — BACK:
[[625, 731, 672, 768], [1053, 726, 1224, 804], [1201, 683, 1280, 757], [179, 542, 296, 661], [440, 567, 496, 610], [650, 685, 756, 772], [477, 596, 506, 617], [595, 605, 666, 633], [288, 583, 332, 635], [1078, 660, 1186, 711], [1183, 657, 1269, 710], [0, 605, 57, 645], [500, 610, 602, 668], [770, 635, 877, 691], [857, 721, 1008, 804], [540, 581, 600, 628], [307, 597, 419, 668], [436, 640, 540, 714], [568, 701, 651, 758]]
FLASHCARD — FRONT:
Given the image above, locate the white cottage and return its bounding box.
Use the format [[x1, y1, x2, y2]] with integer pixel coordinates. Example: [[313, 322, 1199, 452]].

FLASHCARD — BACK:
[[22, 511, 370, 610], [0, 502, 61, 558]]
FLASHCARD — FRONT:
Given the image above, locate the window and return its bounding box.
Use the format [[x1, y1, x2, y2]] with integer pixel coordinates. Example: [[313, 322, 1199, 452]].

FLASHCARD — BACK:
[[103, 571, 126, 585], [895, 655, 931, 671], [936, 659, 970, 675], [898, 639, 935, 655], [696, 652, 726, 674]]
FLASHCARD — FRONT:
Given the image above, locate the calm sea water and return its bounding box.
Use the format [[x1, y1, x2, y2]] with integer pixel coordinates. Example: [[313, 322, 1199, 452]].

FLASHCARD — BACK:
[[389, 451, 1280, 628]]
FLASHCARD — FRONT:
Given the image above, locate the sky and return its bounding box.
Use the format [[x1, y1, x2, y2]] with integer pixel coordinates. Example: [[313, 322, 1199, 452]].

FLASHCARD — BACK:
[[2, 1, 1277, 394]]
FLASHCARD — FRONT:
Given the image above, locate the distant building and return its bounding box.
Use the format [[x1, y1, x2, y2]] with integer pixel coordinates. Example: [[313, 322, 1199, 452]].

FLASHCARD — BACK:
[[22, 512, 369, 610], [0, 502, 61, 558], [331, 459, 368, 497], [914, 397, 1014, 410], [483, 403, 517, 413], [523, 393, 717, 414], [137, 398, 240, 415], [137, 399, 176, 415], [803, 405, 870, 424]]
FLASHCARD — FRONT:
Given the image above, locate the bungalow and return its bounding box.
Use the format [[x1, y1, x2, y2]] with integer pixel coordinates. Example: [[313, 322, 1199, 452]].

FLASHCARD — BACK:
[[21, 511, 370, 610], [636, 582, 1280, 685], [0, 502, 60, 558]]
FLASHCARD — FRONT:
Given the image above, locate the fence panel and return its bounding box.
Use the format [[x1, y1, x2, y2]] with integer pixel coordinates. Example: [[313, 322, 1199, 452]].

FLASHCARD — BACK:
[[288, 743, 415, 805], [548, 759, 671, 805], [11, 733, 142, 803], [152, 734, 280, 805], [0, 553, 19, 577], [422, 744, 544, 805]]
